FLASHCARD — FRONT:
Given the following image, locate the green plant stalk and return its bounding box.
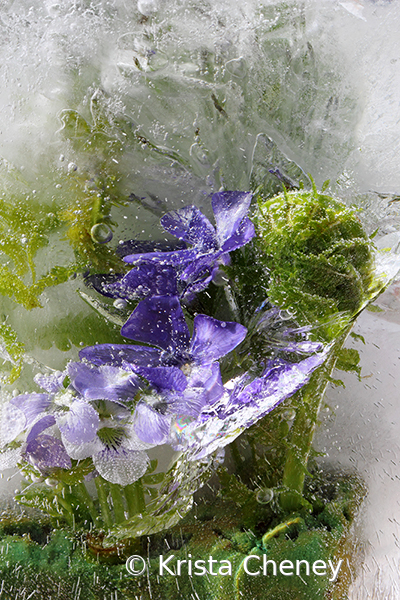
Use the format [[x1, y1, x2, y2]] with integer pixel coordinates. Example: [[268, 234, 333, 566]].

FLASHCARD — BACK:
[[95, 477, 113, 529], [109, 484, 127, 524], [281, 325, 353, 512], [54, 488, 76, 527], [75, 481, 102, 527], [124, 480, 146, 518]]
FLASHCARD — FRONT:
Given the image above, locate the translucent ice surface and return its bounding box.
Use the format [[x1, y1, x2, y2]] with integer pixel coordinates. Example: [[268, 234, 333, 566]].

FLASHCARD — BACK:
[[316, 288, 400, 599]]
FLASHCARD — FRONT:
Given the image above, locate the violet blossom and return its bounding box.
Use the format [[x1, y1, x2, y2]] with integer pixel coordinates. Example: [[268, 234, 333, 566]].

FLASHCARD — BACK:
[[93, 191, 254, 301], [0, 364, 152, 486], [79, 294, 248, 445], [171, 346, 330, 460]]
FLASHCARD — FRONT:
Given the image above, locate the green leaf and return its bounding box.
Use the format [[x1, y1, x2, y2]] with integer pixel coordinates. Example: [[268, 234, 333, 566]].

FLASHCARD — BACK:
[[0, 321, 25, 383], [327, 376, 345, 388], [335, 347, 361, 379], [321, 179, 330, 192], [350, 331, 366, 344], [366, 303, 384, 313], [141, 472, 165, 485]]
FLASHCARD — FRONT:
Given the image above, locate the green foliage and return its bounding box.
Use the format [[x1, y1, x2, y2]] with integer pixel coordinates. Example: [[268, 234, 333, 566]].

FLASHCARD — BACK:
[[16, 460, 96, 527], [366, 303, 384, 313], [350, 331, 365, 344], [335, 347, 362, 380], [0, 195, 68, 309], [109, 453, 217, 541], [0, 321, 25, 382], [256, 184, 379, 341]]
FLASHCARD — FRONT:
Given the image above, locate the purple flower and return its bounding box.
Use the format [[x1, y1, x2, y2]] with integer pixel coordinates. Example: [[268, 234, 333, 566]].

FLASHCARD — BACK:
[[0, 363, 148, 484], [80, 295, 247, 445], [98, 191, 254, 301], [0, 394, 72, 472], [60, 400, 151, 487], [68, 362, 142, 403], [80, 295, 247, 368], [171, 347, 330, 460]]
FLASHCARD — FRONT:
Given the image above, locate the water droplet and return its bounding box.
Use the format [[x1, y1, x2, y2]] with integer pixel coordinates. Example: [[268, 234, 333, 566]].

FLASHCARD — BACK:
[[283, 409, 296, 421], [113, 298, 127, 310], [45, 478, 59, 487], [256, 488, 274, 504], [91, 223, 113, 244], [212, 269, 229, 286], [190, 143, 209, 165], [225, 57, 247, 79]]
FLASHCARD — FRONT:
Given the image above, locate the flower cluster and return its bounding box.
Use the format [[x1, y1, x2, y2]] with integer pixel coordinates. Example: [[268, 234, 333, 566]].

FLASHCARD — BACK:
[[0, 191, 327, 487]]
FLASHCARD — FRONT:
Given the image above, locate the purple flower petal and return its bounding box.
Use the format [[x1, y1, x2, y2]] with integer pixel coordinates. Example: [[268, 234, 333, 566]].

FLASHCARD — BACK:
[[123, 248, 197, 266], [34, 372, 65, 394], [168, 364, 224, 416], [11, 393, 52, 427], [69, 362, 141, 402], [161, 205, 218, 250], [103, 262, 178, 299], [172, 347, 330, 459], [220, 217, 255, 253], [26, 415, 56, 443], [26, 434, 72, 471], [212, 191, 253, 247], [121, 296, 190, 354], [0, 402, 26, 446], [180, 251, 220, 283], [189, 315, 247, 365], [116, 239, 187, 258], [84, 273, 124, 298], [57, 399, 99, 445], [133, 366, 187, 392], [133, 403, 171, 445], [62, 435, 102, 461], [79, 343, 162, 368]]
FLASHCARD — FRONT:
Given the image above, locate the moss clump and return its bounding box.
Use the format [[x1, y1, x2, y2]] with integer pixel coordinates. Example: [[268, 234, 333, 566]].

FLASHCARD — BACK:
[[256, 183, 377, 339]]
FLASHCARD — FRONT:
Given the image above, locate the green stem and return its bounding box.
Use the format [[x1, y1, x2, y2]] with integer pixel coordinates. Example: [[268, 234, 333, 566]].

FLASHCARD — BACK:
[[280, 326, 353, 512], [95, 477, 113, 530], [124, 480, 146, 518], [75, 481, 102, 527], [54, 487, 75, 528], [109, 484, 126, 524]]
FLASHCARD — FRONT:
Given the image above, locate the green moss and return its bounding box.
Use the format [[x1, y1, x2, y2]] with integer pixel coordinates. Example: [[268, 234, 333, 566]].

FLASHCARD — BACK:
[[0, 473, 363, 600], [256, 184, 378, 340]]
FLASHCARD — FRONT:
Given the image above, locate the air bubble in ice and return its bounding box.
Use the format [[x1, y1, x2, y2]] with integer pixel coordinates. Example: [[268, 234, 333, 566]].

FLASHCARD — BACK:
[[113, 298, 127, 310], [67, 162, 77, 174], [138, 0, 159, 16], [225, 58, 247, 79], [45, 478, 59, 487], [90, 223, 113, 244], [283, 409, 296, 421], [256, 488, 274, 504], [212, 269, 229, 286]]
